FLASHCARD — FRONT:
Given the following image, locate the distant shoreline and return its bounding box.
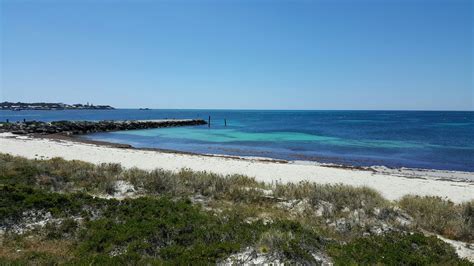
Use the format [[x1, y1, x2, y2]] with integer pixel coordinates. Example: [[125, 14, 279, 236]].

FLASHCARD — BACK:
[[1, 107, 473, 112], [0, 101, 114, 111]]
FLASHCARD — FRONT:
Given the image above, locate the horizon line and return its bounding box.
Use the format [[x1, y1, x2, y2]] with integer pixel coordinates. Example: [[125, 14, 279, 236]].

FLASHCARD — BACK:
[[1, 101, 472, 112], [114, 107, 474, 112]]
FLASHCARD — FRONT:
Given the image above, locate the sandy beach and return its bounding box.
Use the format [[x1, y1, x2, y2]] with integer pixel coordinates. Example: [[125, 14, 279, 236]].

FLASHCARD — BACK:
[[1, 132, 473, 203]]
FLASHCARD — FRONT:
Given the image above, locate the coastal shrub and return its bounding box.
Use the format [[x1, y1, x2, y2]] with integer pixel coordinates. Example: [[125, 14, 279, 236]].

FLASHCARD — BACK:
[[256, 224, 324, 264], [0, 236, 74, 265], [104, 180, 117, 195], [0, 154, 474, 264], [2, 177, 473, 264], [0, 184, 105, 227], [121, 167, 148, 188], [327, 232, 471, 265], [0, 154, 268, 200], [0, 252, 66, 265], [0, 153, 384, 209], [44, 218, 78, 240], [1, 184, 326, 264], [274, 181, 388, 212], [0, 154, 111, 192], [145, 168, 184, 196], [0, 154, 41, 185], [399, 195, 474, 242], [126, 166, 268, 202]]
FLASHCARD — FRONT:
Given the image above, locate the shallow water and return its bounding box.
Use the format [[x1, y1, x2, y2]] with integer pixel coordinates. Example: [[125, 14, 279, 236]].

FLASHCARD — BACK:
[[1, 109, 473, 171]]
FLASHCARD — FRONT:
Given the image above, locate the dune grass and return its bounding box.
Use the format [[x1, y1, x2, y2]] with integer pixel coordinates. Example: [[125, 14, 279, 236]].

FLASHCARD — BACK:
[[274, 181, 389, 213], [399, 195, 474, 242]]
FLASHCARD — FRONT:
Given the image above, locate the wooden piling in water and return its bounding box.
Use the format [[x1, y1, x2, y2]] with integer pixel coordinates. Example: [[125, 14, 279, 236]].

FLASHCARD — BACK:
[[208, 116, 211, 128], [224, 119, 227, 127]]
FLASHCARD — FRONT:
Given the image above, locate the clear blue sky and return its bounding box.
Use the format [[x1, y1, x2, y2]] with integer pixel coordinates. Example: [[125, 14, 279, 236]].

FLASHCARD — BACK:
[[1, 0, 472, 110]]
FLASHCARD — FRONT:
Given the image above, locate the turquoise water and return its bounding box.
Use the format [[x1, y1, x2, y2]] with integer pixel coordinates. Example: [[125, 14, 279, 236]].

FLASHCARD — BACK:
[[120, 127, 424, 149], [1, 110, 473, 171], [121, 128, 335, 142]]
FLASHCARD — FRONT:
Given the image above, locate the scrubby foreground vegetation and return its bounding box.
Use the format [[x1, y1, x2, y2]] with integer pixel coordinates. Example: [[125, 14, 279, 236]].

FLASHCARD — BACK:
[[0, 154, 473, 264]]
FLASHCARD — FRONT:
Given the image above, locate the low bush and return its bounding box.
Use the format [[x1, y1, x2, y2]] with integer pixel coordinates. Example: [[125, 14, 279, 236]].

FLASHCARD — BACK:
[[328, 232, 471, 265], [1, 184, 324, 264], [399, 195, 474, 242]]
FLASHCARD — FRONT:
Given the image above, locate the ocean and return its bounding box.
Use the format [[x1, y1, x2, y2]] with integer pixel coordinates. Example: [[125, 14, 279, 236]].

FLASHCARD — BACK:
[[1, 109, 473, 171]]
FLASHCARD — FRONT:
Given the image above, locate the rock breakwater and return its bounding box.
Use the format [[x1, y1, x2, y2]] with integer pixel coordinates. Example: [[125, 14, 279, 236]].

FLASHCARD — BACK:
[[0, 119, 207, 135]]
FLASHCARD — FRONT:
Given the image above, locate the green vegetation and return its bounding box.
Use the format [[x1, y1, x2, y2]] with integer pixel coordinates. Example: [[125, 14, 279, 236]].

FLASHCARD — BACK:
[[1, 185, 323, 264], [328, 233, 471, 265], [0, 153, 472, 264]]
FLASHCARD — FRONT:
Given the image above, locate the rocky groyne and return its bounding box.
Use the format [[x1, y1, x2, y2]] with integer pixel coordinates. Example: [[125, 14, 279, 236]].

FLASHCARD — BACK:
[[0, 119, 207, 135]]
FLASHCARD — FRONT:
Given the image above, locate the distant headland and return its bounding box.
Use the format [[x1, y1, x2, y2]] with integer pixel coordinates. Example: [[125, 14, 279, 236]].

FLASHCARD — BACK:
[[0, 102, 114, 111]]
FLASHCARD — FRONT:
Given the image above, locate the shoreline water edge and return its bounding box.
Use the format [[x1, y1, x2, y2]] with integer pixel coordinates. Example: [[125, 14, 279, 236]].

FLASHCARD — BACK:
[[1, 130, 473, 203], [2, 110, 473, 172]]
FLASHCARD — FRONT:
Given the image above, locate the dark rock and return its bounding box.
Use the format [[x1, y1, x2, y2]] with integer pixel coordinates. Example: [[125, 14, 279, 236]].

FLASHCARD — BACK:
[[0, 119, 207, 136]]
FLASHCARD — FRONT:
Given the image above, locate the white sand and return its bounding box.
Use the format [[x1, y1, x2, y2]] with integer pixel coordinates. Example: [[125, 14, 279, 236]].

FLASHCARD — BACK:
[[1, 133, 473, 203], [436, 235, 474, 262]]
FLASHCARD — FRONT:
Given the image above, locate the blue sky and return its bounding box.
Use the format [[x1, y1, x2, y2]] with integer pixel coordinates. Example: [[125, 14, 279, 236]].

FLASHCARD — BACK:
[[1, 0, 472, 110]]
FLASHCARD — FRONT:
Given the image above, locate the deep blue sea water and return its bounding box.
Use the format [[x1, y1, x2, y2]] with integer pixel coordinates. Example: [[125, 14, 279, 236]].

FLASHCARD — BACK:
[[1, 109, 473, 171]]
